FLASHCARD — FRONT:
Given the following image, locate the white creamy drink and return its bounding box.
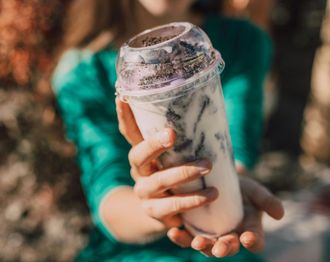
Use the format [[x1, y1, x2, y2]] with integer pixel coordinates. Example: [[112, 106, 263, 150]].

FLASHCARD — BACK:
[[116, 22, 243, 238]]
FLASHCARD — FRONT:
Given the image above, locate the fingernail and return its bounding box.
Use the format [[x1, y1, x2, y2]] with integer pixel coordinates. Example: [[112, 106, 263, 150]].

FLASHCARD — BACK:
[[196, 160, 211, 175], [158, 130, 171, 147], [191, 238, 203, 250], [213, 248, 223, 258], [204, 187, 218, 198]]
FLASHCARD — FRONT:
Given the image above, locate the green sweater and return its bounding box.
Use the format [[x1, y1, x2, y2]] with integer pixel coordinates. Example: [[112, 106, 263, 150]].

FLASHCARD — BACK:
[[52, 15, 272, 262]]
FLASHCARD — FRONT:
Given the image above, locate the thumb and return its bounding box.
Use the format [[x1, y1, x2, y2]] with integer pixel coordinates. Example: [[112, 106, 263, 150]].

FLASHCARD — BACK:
[[116, 97, 143, 145]]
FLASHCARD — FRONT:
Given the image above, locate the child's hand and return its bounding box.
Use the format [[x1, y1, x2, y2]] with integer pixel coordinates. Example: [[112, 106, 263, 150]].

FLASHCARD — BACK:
[[167, 175, 284, 257], [129, 128, 218, 229], [115, 98, 218, 229], [115, 98, 284, 258]]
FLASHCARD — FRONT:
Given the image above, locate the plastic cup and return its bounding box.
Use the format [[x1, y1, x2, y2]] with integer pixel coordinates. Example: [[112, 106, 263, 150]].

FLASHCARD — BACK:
[[116, 22, 243, 238]]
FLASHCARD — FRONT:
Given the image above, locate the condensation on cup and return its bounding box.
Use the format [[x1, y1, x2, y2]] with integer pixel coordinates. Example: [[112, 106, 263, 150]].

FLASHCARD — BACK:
[[116, 22, 243, 238]]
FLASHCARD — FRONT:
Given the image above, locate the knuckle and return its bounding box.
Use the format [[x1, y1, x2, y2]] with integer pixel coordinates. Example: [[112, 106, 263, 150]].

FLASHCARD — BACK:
[[130, 167, 139, 181], [128, 149, 136, 165], [179, 166, 193, 181], [148, 137, 162, 152], [154, 173, 165, 191], [142, 201, 157, 218], [191, 195, 205, 207], [172, 198, 183, 213], [133, 178, 149, 199]]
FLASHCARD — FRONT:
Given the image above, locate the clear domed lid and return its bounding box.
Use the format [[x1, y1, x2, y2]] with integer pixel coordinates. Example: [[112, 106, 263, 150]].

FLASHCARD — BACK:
[[116, 22, 224, 95]]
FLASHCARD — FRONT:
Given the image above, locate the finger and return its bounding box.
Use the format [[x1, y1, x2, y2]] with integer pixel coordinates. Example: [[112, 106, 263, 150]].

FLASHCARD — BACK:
[[212, 233, 240, 258], [130, 160, 159, 181], [128, 129, 176, 175], [142, 187, 218, 220], [162, 215, 183, 228], [243, 177, 285, 220], [200, 250, 214, 258], [167, 227, 193, 248], [134, 160, 212, 198], [240, 207, 264, 252], [130, 166, 140, 182], [116, 97, 143, 145], [191, 236, 215, 257]]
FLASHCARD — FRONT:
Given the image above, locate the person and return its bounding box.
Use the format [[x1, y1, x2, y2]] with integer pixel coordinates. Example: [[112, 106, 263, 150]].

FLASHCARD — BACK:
[[222, 0, 274, 30], [52, 0, 284, 261]]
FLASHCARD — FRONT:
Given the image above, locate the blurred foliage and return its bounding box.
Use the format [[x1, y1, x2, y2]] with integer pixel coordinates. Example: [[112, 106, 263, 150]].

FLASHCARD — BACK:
[[0, 2, 92, 260], [0, 0, 69, 87]]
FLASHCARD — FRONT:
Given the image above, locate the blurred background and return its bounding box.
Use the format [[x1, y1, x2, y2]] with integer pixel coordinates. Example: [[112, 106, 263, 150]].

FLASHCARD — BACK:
[[0, 0, 329, 261]]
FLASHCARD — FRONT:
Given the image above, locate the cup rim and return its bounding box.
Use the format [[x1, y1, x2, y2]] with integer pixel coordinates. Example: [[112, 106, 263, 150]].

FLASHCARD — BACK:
[[123, 22, 193, 51], [116, 52, 224, 99]]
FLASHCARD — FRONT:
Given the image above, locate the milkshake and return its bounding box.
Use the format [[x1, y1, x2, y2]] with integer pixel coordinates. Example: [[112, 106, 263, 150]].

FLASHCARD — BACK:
[[116, 22, 243, 238]]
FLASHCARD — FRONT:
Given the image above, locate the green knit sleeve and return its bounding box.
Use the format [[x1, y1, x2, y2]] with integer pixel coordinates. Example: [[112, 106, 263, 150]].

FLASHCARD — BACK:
[[221, 22, 272, 169], [52, 49, 133, 243], [206, 17, 273, 169]]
